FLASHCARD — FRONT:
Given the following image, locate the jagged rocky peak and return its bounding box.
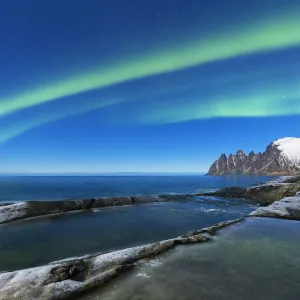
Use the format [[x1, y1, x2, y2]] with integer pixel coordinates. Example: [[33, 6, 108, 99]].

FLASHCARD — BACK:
[[248, 151, 255, 158], [207, 137, 300, 176]]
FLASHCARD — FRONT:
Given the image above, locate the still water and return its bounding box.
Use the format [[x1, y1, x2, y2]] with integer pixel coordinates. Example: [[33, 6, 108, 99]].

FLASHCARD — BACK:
[[0, 196, 255, 271], [0, 175, 273, 202], [81, 218, 300, 300], [0, 175, 273, 271]]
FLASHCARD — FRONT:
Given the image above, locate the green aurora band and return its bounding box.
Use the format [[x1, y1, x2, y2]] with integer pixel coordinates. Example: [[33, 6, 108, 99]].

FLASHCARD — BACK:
[[0, 98, 123, 144], [1, 75, 299, 143], [141, 90, 300, 124], [1, 10, 300, 117]]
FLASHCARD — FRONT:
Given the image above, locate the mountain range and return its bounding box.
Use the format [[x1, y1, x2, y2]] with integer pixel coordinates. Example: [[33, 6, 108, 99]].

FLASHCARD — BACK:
[[207, 137, 300, 175]]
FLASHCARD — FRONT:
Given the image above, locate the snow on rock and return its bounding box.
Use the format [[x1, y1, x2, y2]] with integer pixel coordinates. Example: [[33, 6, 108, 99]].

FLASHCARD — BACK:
[[0, 202, 28, 224], [273, 137, 300, 164]]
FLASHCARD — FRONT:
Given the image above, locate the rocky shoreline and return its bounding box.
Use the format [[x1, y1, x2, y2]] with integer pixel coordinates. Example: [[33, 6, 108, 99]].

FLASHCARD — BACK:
[[1, 175, 299, 225], [0, 174, 300, 299]]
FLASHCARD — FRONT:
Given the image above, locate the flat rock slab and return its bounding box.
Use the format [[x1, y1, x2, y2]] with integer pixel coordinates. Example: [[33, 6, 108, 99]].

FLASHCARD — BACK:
[[0, 194, 195, 224], [250, 193, 300, 220], [201, 175, 300, 204], [245, 182, 300, 204]]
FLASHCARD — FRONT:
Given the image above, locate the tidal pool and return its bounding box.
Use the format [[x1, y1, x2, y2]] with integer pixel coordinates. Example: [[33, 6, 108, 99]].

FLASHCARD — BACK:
[[0, 196, 255, 271], [80, 218, 300, 300]]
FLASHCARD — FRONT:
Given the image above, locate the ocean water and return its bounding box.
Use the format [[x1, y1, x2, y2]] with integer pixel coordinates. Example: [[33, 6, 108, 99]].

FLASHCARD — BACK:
[[0, 175, 273, 202], [0, 175, 272, 271], [81, 218, 300, 300], [0, 197, 255, 271]]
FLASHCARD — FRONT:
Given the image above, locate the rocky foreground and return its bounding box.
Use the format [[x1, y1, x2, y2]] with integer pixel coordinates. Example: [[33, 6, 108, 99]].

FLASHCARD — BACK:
[[0, 175, 300, 299]]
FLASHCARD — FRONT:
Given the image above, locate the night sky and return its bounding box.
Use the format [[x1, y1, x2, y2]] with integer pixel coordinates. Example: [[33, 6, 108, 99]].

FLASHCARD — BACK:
[[1, 0, 300, 173]]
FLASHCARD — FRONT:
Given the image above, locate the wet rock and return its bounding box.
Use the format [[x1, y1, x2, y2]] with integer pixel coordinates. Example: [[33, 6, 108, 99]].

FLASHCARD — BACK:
[[43, 261, 87, 286], [199, 219, 244, 235], [177, 234, 210, 244], [245, 183, 300, 204], [138, 240, 175, 258], [131, 195, 165, 204], [201, 187, 246, 198], [92, 197, 133, 208], [160, 194, 195, 202], [69, 262, 86, 278], [44, 265, 69, 285], [282, 174, 300, 184], [80, 199, 96, 210]]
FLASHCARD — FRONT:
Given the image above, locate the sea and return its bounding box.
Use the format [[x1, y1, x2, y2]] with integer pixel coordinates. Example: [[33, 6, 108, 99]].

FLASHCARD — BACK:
[[0, 175, 275, 272], [0, 174, 273, 202], [3, 175, 300, 300]]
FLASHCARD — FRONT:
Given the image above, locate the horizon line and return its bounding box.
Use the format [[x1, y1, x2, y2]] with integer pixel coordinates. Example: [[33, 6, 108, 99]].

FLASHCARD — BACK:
[[0, 172, 206, 176]]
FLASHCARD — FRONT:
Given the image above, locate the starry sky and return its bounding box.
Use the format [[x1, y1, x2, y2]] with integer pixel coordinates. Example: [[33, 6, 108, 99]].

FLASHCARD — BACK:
[[1, 0, 300, 173]]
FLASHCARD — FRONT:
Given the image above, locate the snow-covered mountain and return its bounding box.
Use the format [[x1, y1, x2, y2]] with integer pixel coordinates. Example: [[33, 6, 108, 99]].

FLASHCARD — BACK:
[[207, 137, 300, 175]]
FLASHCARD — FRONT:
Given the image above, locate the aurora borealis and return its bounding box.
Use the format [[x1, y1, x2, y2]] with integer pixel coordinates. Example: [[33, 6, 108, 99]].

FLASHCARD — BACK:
[[1, 0, 300, 172]]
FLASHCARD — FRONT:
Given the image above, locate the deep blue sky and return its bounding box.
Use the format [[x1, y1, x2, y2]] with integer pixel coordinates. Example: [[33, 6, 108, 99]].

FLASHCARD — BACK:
[[0, 0, 300, 173]]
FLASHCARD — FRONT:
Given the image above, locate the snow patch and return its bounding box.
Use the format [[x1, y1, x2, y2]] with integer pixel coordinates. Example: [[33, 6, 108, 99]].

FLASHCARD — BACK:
[[273, 137, 300, 165], [136, 272, 150, 279]]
